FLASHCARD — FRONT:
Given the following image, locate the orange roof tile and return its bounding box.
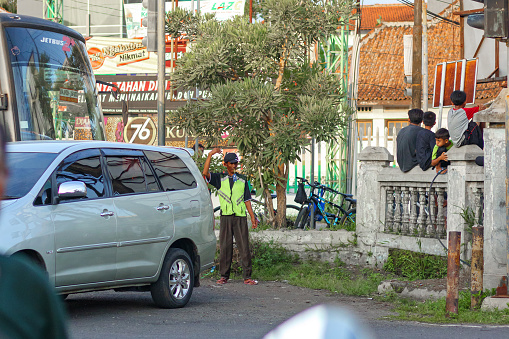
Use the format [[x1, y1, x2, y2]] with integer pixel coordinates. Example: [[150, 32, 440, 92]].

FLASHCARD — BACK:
[[352, 1, 504, 105], [351, 4, 414, 31]]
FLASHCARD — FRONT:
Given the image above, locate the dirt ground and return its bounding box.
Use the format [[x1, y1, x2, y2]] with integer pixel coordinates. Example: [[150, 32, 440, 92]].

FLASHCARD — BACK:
[[198, 276, 398, 323]]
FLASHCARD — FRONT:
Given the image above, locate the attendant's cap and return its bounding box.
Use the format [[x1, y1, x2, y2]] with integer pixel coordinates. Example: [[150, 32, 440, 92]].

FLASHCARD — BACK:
[[224, 153, 239, 163]]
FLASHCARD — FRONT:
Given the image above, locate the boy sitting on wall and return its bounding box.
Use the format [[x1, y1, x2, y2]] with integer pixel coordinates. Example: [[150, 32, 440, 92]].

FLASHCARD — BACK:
[[431, 128, 453, 174], [447, 90, 485, 149]]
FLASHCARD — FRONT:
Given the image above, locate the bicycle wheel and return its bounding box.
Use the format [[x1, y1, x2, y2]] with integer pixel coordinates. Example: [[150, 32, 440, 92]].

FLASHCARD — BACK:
[[339, 208, 356, 229], [295, 206, 310, 229], [286, 204, 300, 214]]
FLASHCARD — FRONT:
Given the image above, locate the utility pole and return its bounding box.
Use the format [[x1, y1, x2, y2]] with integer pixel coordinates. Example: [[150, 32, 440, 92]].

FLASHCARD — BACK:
[[249, 0, 253, 23], [157, 0, 165, 146], [412, 0, 422, 109], [422, 0, 428, 111]]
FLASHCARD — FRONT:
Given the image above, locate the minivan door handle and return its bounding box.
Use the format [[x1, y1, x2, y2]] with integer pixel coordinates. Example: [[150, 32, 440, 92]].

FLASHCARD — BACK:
[[156, 204, 170, 211], [100, 210, 115, 217]]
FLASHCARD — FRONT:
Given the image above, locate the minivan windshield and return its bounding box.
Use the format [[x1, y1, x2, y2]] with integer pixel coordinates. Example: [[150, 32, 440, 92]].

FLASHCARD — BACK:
[[5, 152, 57, 199], [5, 27, 105, 141]]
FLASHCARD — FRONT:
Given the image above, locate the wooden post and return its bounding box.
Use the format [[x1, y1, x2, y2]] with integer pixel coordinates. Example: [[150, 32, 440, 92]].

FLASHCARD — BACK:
[[471, 226, 484, 308], [446, 231, 461, 317]]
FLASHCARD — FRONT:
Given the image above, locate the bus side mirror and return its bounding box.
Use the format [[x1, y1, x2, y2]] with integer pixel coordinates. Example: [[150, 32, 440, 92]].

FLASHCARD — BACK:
[[96, 80, 120, 99], [96, 80, 129, 124]]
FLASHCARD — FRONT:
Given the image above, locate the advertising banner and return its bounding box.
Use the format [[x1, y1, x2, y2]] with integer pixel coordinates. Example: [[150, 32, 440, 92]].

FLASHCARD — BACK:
[[96, 74, 210, 114], [87, 37, 186, 74], [124, 1, 245, 38], [97, 74, 210, 146]]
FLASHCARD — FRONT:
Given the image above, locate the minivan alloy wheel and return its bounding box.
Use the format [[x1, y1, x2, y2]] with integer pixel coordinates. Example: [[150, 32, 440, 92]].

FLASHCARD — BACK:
[[169, 258, 191, 299], [151, 248, 194, 308]]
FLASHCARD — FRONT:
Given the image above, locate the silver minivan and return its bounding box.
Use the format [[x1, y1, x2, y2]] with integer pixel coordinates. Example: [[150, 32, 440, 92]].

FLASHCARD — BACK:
[[1, 141, 216, 308]]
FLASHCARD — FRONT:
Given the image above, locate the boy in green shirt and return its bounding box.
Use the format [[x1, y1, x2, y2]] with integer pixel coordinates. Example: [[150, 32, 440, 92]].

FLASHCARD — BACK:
[[432, 128, 454, 174]]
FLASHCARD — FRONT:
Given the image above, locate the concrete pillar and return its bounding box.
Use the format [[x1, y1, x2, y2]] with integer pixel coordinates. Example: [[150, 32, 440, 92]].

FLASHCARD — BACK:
[[475, 92, 507, 290], [446, 145, 484, 236], [357, 146, 393, 266]]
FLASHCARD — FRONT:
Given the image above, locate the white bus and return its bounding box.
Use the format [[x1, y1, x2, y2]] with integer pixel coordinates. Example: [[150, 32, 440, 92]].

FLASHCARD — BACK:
[[0, 13, 106, 141]]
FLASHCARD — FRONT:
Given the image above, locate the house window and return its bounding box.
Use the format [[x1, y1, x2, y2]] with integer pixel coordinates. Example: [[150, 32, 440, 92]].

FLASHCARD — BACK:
[[356, 120, 373, 140], [358, 106, 372, 112], [386, 120, 408, 138]]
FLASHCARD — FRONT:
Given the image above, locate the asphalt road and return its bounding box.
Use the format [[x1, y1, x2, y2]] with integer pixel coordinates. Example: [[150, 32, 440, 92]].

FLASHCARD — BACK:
[[66, 278, 509, 339]]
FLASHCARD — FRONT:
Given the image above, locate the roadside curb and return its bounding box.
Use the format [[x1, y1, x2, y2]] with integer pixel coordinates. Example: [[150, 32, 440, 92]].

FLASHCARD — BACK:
[[378, 280, 447, 300], [482, 297, 509, 311]]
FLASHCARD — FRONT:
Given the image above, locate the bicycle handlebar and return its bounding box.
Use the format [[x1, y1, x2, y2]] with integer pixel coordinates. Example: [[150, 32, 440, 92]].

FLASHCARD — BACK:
[[297, 177, 354, 198], [321, 186, 339, 195], [296, 177, 322, 188]]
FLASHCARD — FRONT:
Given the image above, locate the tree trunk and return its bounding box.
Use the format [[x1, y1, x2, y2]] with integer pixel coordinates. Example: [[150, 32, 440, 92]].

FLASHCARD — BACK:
[[274, 36, 288, 92], [264, 187, 275, 226], [275, 163, 288, 229]]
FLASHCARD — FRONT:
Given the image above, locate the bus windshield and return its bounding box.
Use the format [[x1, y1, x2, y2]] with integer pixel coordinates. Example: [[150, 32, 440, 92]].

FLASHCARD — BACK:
[[5, 27, 105, 141]]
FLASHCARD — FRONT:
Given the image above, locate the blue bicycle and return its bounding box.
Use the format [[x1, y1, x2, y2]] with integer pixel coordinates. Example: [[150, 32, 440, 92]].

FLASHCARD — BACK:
[[294, 177, 356, 230]]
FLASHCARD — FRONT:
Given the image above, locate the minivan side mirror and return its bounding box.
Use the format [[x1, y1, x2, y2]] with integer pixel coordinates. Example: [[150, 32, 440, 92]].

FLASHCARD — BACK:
[[58, 181, 87, 200]]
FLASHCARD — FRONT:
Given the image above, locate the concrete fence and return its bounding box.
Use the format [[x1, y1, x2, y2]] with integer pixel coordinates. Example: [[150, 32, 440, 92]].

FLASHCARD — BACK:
[[356, 144, 484, 258], [248, 91, 507, 291]]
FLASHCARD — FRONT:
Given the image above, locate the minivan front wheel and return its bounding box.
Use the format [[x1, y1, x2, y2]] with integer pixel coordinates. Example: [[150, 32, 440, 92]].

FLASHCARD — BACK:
[[151, 248, 194, 308]]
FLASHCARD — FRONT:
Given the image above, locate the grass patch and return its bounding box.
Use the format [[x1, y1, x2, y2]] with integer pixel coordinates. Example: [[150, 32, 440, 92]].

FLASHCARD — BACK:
[[383, 248, 447, 280], [205, 239, 386, 296], [252, 240, 385, 296], [384, 290, 509, 324], [286, 264, 385, 296]]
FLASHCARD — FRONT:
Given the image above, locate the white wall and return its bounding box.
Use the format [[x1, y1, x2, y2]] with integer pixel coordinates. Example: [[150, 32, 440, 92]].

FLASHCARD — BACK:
[[17, 0, 43, 18], [463, 0, 507, 79]]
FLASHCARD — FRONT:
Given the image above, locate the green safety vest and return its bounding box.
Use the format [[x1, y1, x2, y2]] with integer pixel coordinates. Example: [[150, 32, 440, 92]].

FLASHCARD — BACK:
[[217, 175, 247, 217]]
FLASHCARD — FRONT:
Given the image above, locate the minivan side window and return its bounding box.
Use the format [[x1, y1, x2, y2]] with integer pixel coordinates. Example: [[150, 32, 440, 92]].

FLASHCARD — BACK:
[[141, 157, 161, 192], [106, 156, 150, 195], [145, 151, 197, 191], [56, 150, 105, 200]]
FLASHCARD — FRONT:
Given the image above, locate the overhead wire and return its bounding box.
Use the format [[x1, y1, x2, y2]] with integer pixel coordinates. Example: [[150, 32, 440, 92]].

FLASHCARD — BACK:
[[395, 0, 460, 26]]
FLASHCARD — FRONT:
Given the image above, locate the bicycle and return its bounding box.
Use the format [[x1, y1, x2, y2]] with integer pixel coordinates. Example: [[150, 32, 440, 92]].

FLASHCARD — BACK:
[[213, 192, 300, 227], [294, 177, 356, 230]]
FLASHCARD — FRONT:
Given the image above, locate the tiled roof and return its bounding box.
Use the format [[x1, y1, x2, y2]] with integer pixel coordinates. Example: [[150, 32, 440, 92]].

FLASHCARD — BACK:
[[353, 1, 505, 104], [352, 4, 414, 31]]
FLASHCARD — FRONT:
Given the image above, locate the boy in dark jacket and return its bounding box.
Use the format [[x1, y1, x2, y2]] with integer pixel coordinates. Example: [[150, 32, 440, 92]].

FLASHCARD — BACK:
[[416, 111, 436, 170]]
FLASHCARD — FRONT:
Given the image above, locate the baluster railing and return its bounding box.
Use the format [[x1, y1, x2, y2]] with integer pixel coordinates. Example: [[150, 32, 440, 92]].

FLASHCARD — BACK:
[[394, 186, 402, 233], [472, 186, 483, 227], [409, 187, 418, 235], [417, 187, 427, 237], [381, 180, 454, 238], [385, 186, 394, 233], [401, 187, 410, 235], [436, 187, 446, 238], [428, 188, 437, 237]]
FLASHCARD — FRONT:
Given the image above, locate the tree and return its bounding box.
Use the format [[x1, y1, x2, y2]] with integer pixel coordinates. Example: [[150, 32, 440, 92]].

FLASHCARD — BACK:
[[166, 0, 354, 228], [0, 0, 16, 13]]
